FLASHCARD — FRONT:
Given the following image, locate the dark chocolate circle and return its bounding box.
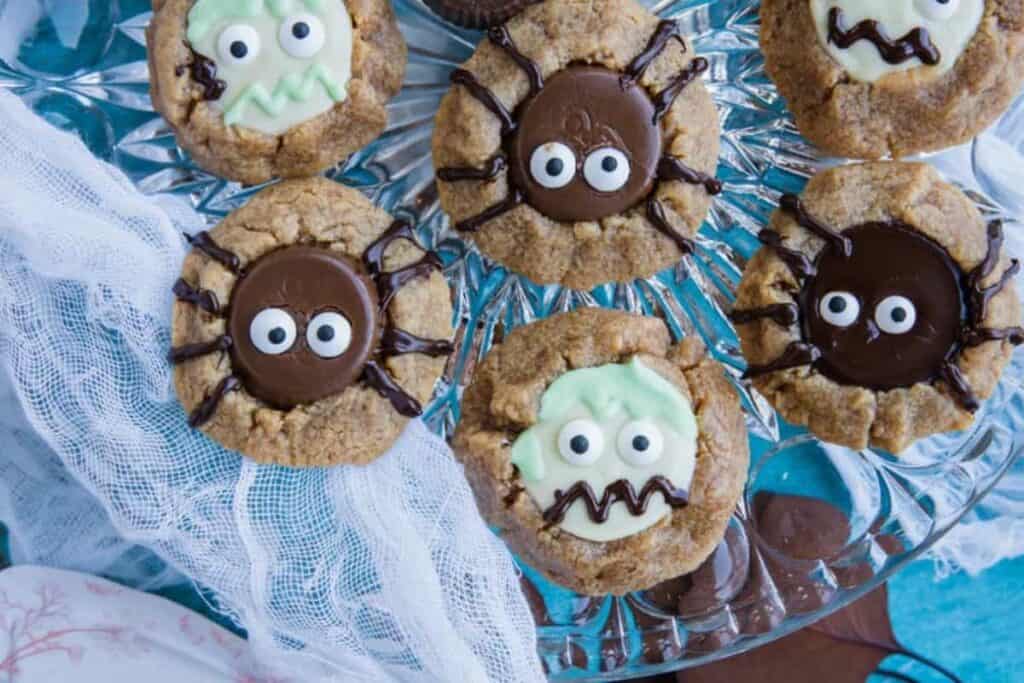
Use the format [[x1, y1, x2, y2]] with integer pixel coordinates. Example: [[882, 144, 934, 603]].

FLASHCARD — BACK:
[[801, 222, 965, 390], [228, 246, 380, 409], [508, 66, 662, 222], [422, 0, 534, 28]]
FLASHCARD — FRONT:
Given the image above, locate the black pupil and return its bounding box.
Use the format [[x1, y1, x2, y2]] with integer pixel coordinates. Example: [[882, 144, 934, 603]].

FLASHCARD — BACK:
[[569, 435, 589, 454], [891, 307, 907, 323], [828, 296, 847, 314], [545, 158, 564, 177], [632, 435, 650, 452], [292, 22, 310, 39], [316, 325, 335, 342], [601, 156, 618, 173], [230, 41, 248, 59], [268, 327, 286, 344]]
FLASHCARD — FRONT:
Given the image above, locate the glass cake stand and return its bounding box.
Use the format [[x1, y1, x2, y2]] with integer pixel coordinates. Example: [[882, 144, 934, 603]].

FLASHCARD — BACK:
[[2, 0, 1022, 679]]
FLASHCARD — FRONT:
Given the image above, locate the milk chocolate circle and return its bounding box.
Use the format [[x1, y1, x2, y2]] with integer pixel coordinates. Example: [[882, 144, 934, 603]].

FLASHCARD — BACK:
[[508, 66, 662, 222], [228, 246, 380, 408], [801, 222, 964, 390]]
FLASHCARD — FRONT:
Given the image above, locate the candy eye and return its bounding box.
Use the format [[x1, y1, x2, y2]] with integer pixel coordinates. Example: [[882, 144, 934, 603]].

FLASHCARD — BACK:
[[916, 0, 959, 20], [819, 291, 860, 328], [583, 148, 630, 193], [616, 420, 664, 467], [557, 419, 604, 466], [217, 24, 261, 66], [529, 142, 577, 189], [306, 311, 352, 358], [279, 14, 326, 59], [875, 295, 917, 335], [250, 308, 296, 355]]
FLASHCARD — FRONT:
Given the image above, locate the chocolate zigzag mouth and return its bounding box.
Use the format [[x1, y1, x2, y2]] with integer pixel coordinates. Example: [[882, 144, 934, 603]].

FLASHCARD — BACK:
[[827, 7, 941, 67], [543, 476, 689, 525]]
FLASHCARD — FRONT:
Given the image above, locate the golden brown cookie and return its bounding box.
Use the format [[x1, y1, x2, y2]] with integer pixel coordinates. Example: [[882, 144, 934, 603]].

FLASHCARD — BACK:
[[147, 0, 406, 184], [732, 162, 1023, 453], [170, 178, 454, 467], [453, 309, 749, 595], [432, 0, 721, 290], [760, 0, 1024, 159]]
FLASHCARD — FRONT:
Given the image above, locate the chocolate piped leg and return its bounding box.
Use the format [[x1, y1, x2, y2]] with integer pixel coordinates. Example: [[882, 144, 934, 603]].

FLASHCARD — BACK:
[[652, 57, 708, 123], [730, 303, 800, 327], [657, 157, 722, 195], [169, 335, 233, 364], [172, 278, 221, 315], [622, 20, 685, 88], [743, 342, 821, 380], [938, 361, 979, 413], [963, 327, 1024, 347], [362, 360, 423, 418], [487, 26, 543, 96], [454, 188, 524, 233], [364, 220, 418, 278], [758, 230, 816, 280], [186, 231, 242, 273], [189, 375, 241, 427], [778, 194, 852, 257], [646, 198, 694, 254], [381, 328, 454, 357], [437, 155, 507, 183], [377, 254, 444, 310], [450, 68, 516, 136]]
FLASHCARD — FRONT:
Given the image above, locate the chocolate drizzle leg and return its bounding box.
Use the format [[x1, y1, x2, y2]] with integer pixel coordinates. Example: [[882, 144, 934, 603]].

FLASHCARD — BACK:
[[172, 278, 220, 315], [362, 360, 423, 418], [646, 198, 694, 254], [187, 50, 227, 101], [376, 253, 444, 310], [828, 7, 941, 66], [455, 187, 524, 233], [779, 194, 852, 257], [543, 476, 689, 525], [381, 328, 454, 357], [186, 231, 242, 273], [437, 155, 507, 183], [939, 361, 979, 412], [657, 157, 722, 195], [652, 57, 708, 123], [743, 342, 821, 380], [169, 335, 233, 364], [188, 375, 241, 427], [450, 68, 516, 136], [363, 220, 418, 278], [622, 20, 685, 88], [758, 230, 816, 279], [487, 26, 543, 96], [730, 303, 799, 327]]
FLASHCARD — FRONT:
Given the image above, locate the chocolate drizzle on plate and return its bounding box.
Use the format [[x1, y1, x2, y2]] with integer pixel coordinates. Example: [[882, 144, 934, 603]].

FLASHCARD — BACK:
[[543, 476, 689, 525], [438, 19, 717, 237], [827, 7, 941, 67], [171, 219, 453, 427]]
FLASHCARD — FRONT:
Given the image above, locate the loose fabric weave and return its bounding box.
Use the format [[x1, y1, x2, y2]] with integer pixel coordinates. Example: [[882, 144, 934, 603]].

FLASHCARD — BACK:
[[0, 90, 542, 683]]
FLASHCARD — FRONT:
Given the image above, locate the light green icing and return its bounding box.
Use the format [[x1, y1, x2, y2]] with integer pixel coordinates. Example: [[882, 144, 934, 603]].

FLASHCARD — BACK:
[[188, 0, 327, 42], [538, 358, 697, 441], [510, 358, 700, 543], [223, 62, 346, 125]]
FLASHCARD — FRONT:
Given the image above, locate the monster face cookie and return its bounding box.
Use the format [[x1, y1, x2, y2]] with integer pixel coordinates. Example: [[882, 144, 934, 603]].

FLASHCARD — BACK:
[[454, 309, 748, 595], [170, 178, 454, 466], [147, 0, 405, 184], [432, 0, 721, 290], [732, 163, 1023, 453], [761, 0, 1024, 158]]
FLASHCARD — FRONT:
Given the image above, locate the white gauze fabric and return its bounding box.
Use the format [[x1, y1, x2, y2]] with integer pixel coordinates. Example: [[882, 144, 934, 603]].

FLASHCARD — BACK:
[[0, 90, 542, 683]]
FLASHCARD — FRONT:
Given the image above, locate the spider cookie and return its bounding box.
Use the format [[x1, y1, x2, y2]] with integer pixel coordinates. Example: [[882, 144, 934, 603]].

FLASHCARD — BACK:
[[170, 178, 454, 466], [431, 0, 721, 290], [732, 163, 1023, 453], [761, 0, 1024, 158], [454, 309, 748, 595], [147, 0, 406, 184]]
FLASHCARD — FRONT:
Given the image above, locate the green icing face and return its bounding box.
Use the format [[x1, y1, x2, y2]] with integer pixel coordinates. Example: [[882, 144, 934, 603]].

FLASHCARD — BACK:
[[511, 358, 699, 543], [187, 0, 352, 135]]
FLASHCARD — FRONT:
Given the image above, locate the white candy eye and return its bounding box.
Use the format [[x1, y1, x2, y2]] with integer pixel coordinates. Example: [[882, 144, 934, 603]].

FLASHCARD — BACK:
[[249, 308, 296, 355], [875, 296, 917, 335], [616, 420, 664, 467], [217, 24, 261, 66], [306, 311, 352, 358], [819, 291, 860, 328], [529, 142, 576, 189], [916, 0, 960, 20], [557, 419, 604, 466], [583, 148, 630, 193], [279, 14, 326, 59]]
